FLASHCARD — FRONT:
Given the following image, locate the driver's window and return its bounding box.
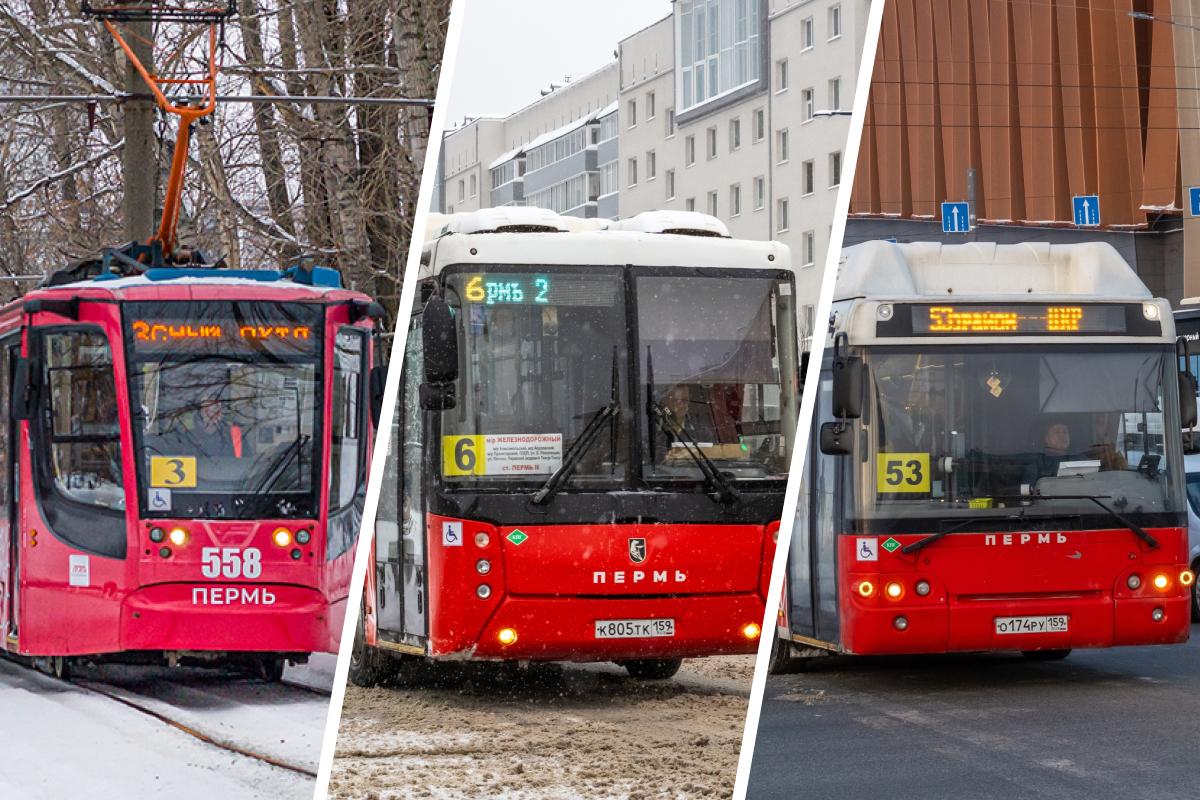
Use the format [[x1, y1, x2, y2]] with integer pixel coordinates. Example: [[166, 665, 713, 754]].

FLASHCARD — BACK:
[[43, 329, 124, 511]]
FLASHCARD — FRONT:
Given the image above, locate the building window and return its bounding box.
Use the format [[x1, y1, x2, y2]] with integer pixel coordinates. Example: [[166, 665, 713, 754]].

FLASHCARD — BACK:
[[526, 127, 587, 173], [707, 190, 718, 216], [777, 129, 789, 163], [526, 173, 589, 213], [802, 160, 815, 195], [802, 16, 814, 50], [685, 197, 696, 212], [469, 174, 476, 198], [490, 161, 518, 189], [647, 150, 657, 180], [754, 176, 766, 210], [599, 112, 619, 142], [628, 99, 638, 127], [647, 91, 656, 119], [678, 0, 762, 112], [802, 88, 814, 121], [829, 77, 842, 111], [666, 169, 676, 200], [458, 179, 465, 202], [777, 198, 790, 233], [707, 126, 718, 159], [730, 183, 742, 217], [686, 134, 696, 166], [628, 157, 638, 188], [666, 107, 676, 137], [753, 108, 765, 142], [830, 151, 843, 187], [829, 4, 843, 39], [803, 230, 815, 265], [599, 161, 619, 196], [730, 117, 741, 151], [777, 59, 789, 93]]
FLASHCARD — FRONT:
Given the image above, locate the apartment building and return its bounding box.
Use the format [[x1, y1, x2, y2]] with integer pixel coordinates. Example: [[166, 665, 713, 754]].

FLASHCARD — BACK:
[[439, 0, 869, 330]]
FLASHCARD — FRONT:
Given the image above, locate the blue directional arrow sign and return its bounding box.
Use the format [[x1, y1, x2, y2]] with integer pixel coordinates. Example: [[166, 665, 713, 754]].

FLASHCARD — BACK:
[[1189, 187, 1200, 217], [1072, 194, 1100, 227], [941, 201, 971, 234]]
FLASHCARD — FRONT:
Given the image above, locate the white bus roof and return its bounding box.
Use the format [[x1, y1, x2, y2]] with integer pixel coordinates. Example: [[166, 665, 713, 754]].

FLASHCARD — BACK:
[[838, 241, 1152, 301]]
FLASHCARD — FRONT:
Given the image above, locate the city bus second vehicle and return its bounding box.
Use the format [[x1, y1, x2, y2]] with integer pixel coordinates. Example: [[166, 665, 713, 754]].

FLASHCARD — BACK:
[[774, 241, 1197, 670], [352, 208, 801, 683]]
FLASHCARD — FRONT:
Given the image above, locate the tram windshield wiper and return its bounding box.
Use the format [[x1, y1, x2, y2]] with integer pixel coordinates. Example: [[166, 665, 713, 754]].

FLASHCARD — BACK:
[[531, 348, 621, 506]]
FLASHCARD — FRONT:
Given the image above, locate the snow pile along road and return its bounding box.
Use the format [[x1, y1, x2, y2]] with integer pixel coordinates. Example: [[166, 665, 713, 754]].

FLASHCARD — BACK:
[[328, 655, 755, 799]]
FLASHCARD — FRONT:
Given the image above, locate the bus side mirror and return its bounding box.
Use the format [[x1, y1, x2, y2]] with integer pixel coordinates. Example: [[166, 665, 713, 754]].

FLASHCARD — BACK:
[[11, 357, 40, 421], [1180, 371, 1198, 430], [832, 355, 864, 419], [819, 421, 853, 455], [369, 365, 387, 427], [420, 296, 458, 411]]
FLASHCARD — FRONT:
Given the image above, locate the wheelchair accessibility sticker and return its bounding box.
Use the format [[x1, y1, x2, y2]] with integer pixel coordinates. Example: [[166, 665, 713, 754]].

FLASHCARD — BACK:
[[857, 537, 879, 562]]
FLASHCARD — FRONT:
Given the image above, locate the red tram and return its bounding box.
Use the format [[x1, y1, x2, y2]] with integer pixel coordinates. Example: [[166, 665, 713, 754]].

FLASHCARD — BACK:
[[0, 265, 383, 678]]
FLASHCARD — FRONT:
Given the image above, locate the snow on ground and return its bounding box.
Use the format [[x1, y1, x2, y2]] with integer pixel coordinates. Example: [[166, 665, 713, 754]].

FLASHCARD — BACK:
[[327, 655, 755, 799], [287, 651, 338, 692], [0, 659, 323, 799]]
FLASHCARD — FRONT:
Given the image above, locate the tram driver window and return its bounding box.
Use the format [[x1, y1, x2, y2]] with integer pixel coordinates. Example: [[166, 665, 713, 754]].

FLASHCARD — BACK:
[[44, 330, 124, 511]]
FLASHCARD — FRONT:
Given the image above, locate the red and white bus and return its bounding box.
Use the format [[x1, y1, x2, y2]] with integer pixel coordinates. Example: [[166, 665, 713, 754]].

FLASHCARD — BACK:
[[0, 264, 383, 679], [352, 208, 800, 682], [774, 241, 1196, 669]]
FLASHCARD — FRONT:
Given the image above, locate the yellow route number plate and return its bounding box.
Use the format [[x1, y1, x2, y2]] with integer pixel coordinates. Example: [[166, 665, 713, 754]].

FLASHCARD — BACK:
[[442, 435, 486, 476], [150, 456, 198, 488], [877, 453, 931, 493]]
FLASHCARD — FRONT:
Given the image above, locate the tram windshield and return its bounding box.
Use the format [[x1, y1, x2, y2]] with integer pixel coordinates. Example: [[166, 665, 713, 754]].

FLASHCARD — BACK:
[[864, 345, 1185, 523], [124, 301, 323, 519], [439, 266, 797, 489]]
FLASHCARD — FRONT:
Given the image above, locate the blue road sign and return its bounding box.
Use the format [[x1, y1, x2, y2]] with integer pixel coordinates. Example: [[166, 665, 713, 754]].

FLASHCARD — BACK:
[[1189, 187, 1200, 217], [1072, 194, 1100, 226], [941, 201, 970, 234]]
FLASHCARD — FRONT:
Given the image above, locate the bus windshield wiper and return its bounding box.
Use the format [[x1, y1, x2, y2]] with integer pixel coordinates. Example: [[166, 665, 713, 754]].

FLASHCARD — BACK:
[[531, 348, 621, 506], [644, 347, 740, 506], [902, 511, 1085, 554], [1013, 493, 1159, 549]]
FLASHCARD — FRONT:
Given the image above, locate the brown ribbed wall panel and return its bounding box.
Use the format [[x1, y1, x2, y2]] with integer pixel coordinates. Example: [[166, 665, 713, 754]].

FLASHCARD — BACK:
[[852, 0, 1184, 228]]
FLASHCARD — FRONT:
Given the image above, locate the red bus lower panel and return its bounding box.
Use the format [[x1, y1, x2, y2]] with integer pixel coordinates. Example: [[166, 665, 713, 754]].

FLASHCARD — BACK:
[[120, 583, 329, 653], [451, 594, 766, 661]]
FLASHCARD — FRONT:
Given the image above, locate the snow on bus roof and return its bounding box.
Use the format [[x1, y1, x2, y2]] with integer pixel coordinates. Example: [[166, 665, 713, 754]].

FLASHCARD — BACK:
[[838, 240, 1153, 301]]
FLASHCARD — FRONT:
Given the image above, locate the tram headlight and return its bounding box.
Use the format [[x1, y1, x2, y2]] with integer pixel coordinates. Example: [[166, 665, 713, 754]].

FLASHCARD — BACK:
[[497, 627, 518, 646], [1127, 574, 1142, 590], [167, 527, 188, 547], [149, 527, 166, 543], [742, 622, 762, 640], [476, 559, 491, 575], [885, 582, 904, 600], [915, 580, 931, 597], [272, 527, 293, 548], [476, 584, 492, 600], [1143, 302, 1161, 321], [1153, 573, 1170, 591], [295, 530, 311, 545]]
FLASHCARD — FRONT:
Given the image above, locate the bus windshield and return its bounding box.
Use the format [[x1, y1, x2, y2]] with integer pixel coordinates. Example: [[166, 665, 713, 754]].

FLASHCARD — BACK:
[[440, 266, 798, 489], [123, 301, 323, 519], [864, 345, 1184, 523]]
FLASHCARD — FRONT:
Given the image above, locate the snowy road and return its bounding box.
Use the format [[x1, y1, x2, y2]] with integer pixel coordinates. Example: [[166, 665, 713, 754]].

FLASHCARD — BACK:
[[327, 655, 755, 799], [0, 654, 337, 799]]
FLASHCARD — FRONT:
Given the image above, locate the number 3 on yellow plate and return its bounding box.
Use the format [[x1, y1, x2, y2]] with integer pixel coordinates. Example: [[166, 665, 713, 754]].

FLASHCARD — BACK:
[[150, 456, 197, 488], [877, 453, 930, 493]]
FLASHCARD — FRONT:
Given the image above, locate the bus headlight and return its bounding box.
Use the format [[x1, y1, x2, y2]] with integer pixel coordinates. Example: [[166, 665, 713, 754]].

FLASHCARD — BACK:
[[272, 527, 293, 548], [498, 627, 518, 645], [1153, 573, 1170, 591], [168, 527, 188, 547], [743, 622, 762, 640]]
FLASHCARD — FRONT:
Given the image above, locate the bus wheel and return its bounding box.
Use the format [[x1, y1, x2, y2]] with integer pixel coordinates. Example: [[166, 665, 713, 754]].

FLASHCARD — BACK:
[[256, 657, 285, 682], [1192, 564, 1200, 623], [349, 613, 392, 687], [1021, 649, 1071, 661], [621, 658, 683, 681], [767, 636, 794, 675], [49, 656, 71, 680]]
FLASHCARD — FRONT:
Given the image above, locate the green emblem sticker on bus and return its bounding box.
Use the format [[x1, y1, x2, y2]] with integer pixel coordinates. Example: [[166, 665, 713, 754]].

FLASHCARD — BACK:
[[507, 529, 529, 546], [882, 537, 902, 553]]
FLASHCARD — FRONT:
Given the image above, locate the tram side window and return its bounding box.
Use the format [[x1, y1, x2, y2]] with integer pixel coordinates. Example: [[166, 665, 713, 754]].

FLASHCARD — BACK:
[[44, 330, 124, 511], [329, 329, 366, 510]]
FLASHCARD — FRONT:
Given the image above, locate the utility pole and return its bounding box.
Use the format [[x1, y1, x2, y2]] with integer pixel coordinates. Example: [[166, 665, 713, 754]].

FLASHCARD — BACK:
[[122, 19, 156, 243]]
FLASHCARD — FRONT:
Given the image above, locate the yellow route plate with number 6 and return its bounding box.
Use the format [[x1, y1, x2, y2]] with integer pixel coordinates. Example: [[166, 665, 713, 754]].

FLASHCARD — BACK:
[[877, 453, 930, 493], [150, 456, 197, 488]]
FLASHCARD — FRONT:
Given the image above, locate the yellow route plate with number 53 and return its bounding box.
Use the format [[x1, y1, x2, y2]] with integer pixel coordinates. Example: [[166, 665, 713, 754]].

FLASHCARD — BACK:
[[877, 453, 931, 493], [150, 456, 197, 488]]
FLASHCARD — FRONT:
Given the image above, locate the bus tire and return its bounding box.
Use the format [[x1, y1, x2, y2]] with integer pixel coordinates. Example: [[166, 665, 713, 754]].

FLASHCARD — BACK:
[[767, 636, 794, 675], [1021, 649, 1071, 661], [621, 658, 683, 680], [349, 612, 392, 687], [256, 657, 285, 682], [1192, 561, 1200, 622]]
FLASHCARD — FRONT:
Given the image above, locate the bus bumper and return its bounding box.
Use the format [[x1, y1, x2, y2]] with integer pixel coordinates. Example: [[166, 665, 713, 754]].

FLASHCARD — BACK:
[[455, 594, 766, 661], [120, 583, 332, 653], [841, 594, 1191, 655]]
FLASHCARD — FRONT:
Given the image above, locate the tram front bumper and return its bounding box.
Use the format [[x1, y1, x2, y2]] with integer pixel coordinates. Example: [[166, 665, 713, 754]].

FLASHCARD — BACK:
[[120, 583, 331, 653], [454, 593, 767, 661]]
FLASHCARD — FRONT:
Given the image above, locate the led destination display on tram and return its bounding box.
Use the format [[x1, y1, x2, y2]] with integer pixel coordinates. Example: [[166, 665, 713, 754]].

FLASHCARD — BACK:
[[124, 301, 322, 355], [875, 303, 1160, 337]]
